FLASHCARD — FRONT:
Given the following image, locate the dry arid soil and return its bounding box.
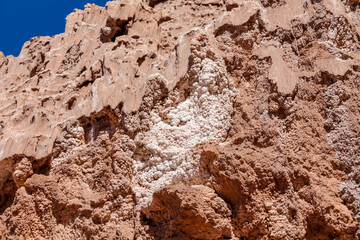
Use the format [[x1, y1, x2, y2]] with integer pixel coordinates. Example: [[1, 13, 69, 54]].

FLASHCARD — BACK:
[[1, 0, 360, 239]]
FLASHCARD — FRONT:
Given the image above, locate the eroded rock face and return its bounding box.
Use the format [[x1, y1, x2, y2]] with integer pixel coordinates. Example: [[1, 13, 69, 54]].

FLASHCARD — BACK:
[[142, 184, 232, 239], [0, 0, 360, 239]]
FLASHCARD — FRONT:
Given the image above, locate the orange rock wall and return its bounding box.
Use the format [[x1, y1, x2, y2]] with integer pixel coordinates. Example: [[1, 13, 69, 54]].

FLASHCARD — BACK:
[[0, 0, 360, 239]]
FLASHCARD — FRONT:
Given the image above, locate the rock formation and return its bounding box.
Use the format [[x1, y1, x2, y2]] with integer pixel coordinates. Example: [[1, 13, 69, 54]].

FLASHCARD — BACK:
[[0, 0, 360, 239]]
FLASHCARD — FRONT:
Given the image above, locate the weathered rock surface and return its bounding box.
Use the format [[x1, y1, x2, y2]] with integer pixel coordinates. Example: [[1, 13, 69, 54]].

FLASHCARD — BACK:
[[0, 0, 360, 239]]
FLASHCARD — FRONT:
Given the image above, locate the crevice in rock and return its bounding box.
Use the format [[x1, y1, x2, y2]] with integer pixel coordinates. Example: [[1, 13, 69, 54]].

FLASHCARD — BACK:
[[225, 3, 238, 11], [29, 52, 45, 78], [29, 66, 37, 78], [77, 66, 87, 77], [101, 18, 132, 43], [260, 0, 286, 8], [77, 79, 95, 89], [79, 103, 123, 143], [158, 16, 172, 25], [32, 156, 51, 176], [136, 55, 146, 67], [66, 97, 77, 110], [0, 179, 16, 215], [148, 0, 167, 8]]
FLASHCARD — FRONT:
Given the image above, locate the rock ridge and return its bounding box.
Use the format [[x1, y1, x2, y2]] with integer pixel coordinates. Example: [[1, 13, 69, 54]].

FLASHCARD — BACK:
[[0, 0, 360, 239]]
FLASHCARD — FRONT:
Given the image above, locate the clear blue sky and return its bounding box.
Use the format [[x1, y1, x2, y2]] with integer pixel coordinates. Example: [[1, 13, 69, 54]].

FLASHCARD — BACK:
[[0, 0, 109, 57]]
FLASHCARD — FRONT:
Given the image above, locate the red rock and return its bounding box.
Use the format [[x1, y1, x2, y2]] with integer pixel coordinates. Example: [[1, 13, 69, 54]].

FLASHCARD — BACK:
[[0, 0, 360, 239]]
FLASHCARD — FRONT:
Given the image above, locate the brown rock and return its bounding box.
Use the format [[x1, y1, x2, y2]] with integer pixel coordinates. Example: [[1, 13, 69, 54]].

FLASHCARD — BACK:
[[143, 184, 232, 239], [12, 157, 33, 187], [0, 0, 360, 239]]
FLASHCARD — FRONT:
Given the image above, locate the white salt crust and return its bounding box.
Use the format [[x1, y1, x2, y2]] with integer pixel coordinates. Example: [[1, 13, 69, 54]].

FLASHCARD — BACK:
[[324, 83, 360, 221], [133, 57, 236, 206]]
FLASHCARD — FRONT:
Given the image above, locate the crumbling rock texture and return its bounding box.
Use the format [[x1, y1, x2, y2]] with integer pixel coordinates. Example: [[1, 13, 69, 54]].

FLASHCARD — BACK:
[[0, 0, 360, 239]]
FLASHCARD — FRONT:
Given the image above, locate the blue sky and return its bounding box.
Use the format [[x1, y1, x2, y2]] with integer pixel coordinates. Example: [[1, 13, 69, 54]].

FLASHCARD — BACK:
[[0, 0, 109, 56]]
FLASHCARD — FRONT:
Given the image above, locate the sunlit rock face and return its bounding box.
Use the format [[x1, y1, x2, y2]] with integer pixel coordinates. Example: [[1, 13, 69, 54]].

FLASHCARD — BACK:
[[1, 0, 360, 239]]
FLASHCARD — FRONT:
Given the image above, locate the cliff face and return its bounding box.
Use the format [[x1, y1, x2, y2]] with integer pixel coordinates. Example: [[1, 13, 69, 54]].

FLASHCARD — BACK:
[[0, 0, 360, 239]]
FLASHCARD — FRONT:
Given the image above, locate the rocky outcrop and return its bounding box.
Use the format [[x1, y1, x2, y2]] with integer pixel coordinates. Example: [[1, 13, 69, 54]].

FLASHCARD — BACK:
[[0, 0, 360, 239], [143, 185, 232, 239]]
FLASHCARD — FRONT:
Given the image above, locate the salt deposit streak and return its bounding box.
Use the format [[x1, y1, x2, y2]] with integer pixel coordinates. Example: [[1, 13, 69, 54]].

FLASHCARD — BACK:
[[133, 57, 236, 205]]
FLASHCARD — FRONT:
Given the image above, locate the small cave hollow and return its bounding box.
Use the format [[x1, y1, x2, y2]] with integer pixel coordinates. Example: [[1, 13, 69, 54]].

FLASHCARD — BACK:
[[100, 18, 132, 43]]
